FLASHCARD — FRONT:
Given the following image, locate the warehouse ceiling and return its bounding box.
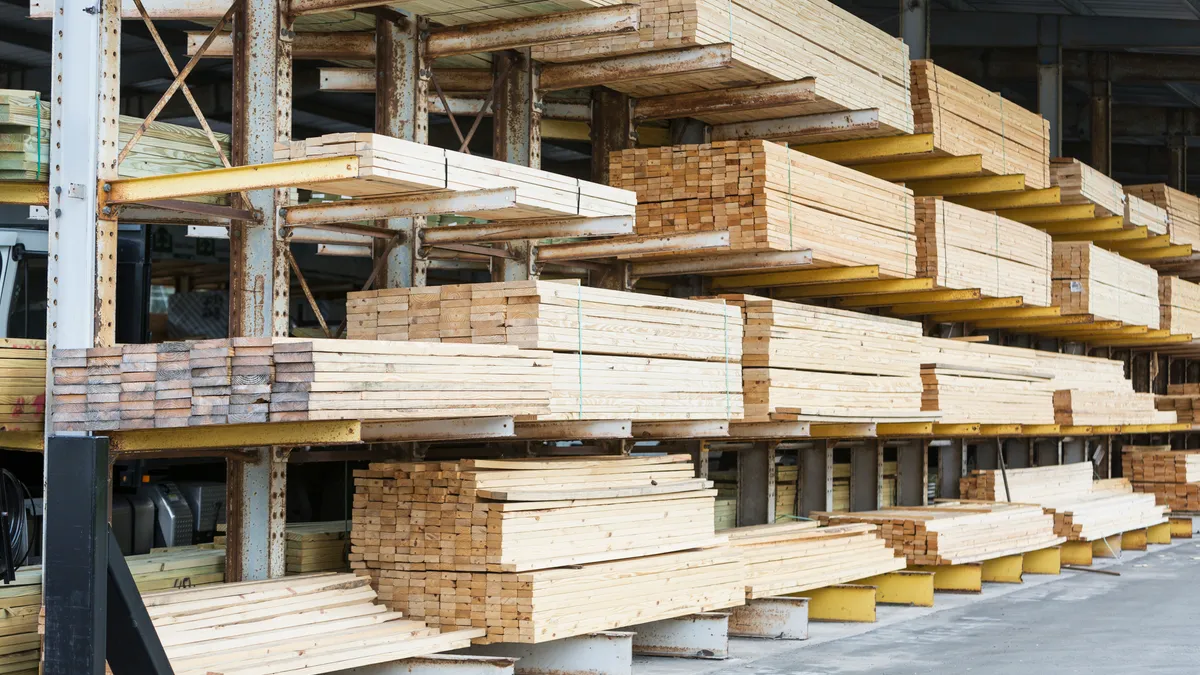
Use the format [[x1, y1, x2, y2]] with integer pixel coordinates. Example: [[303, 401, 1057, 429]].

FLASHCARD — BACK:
[[0, 0, 1197, 184]]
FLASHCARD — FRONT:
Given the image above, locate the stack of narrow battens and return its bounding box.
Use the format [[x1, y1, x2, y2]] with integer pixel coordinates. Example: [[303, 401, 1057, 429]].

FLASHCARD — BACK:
[[1123, 446, 1200, 512], [0, 547, 226, 675], [346, 280, 744, 421], [1125, 193, 1172, 234], [0, 338, 45, 432], [286, 522, 351, 574], [532, 0, 914, 138], [350, 455, 744, 644], [275, 133, 635, 219], [1051, 158, 1129, 222], [51, 339, 557, 430], [0, 89, 227, 182], [1029, 350, 1174, 426], [609, 141, 918, 277], [910, 60, 1052, 189], [817, 502, 1064, 565], [1159, 277, 1200, 336], [1160, 384, 1200, 424], [921, 338, 1056, 424], [727, 522, 905, 598], [1052, 242, 1160, 328], [723, 296, 928, 422], [960, 463, 1167, 541], [146, 574, 483, 675], [1126, 184, 1200, 249], [915, 198, 1052, 306]]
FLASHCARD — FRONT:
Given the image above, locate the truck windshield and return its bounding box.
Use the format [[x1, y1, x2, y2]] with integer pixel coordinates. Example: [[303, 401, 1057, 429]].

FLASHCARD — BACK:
[[8, 248, 47, 340]]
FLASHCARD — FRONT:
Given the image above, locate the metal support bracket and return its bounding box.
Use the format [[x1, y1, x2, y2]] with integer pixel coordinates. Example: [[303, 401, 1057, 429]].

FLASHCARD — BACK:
[[468, 631, 633, 675], [628, 613, 730, 660], [728, 597, 810, 640]]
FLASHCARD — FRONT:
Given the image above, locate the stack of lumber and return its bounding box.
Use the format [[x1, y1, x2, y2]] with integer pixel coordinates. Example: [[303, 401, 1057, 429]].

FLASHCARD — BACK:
[[727, 521, 905, 598], [776, 464, 798, 519], [346, 281, 745, 422], [1126, 184, 1200, 249], [0, 546, 225, 675], [712, 469, 737, 529], [351, 455, 744, 644], [609, 141, 918, 277], [0, 89, 227, 181], [959, 463, 1167, 541], [275, 133, 634, 219], [1123, 446, 1200, 511], [1026, 349, 1175, 426], [531, 0, 913, 137], [286, 522, 350, 574], [723, 296, 928, 422], [960, 463, 1093, 502], [915, 198, 1052, 306], [351, 456, 718, 573], [1051, 158, 1127, 219], [1126, 193, 1171, 235], [147, 573, 484, 675], [0, 338, 45, 432], [833, 462, 851, 511], [1160, 276, 1200, 336], [817, 502, 1063, 565], [920, 337, 1056, 425], [910, 61, 1051, 189], [51, 338, 556, 430], [1052, 242, 1160, 328], [882, 460, 898, 507], [1158, 392, 1199, 424]]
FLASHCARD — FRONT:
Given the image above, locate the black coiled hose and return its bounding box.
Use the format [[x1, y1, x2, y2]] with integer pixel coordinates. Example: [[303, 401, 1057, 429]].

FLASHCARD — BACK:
[[0, 469, 30, 578]]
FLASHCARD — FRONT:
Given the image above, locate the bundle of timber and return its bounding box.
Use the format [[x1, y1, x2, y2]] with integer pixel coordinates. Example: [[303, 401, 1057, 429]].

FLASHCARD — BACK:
[[921, 337, 1056, 425], [1126, 193, 1171, 235], [817, 502, 1063, 565], [1052, 242, 1160, 328], [1160, 277, 1200, 336], [346, 279, 743, 361], [51, 338, 555, 430], [959, 463, 1167, 541], [1050, 158, 1127, 220], [346, 280, 744, 421], [531, 0, 913, 138], [146, 573, 483, 675], [1125, 184, 1200, 249], [777, 464, 798, 519], [960, 463, 1093, 502], [286, 521, 350, 574], [833, 461, 851, 511], [0, 338, 45, 432], [910, 61, 1051, 189], [722, 296, 928, 422], [0, 546, 225, 675], [1052, 389, 1174, 426], [1123, 446, 1200, 511], [1158, 393, 1199, 424], [726, 521, 905, 599], [351, 455, 718, 574], [915, 198, 1052, 306], [352, 455, 744, 644], [0, 89, 227, 181], [275, 133, 634, 219], [609, 141, 918, 277]]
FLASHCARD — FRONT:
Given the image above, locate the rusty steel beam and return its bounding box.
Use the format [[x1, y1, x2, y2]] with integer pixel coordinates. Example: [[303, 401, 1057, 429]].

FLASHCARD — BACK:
[[491, 49, 541, 282], [633, 79, 818, 121], [429, 97, 590, 121], [591, 89, 634, 184], [540, 44, 734, 92], [536, 231, 730, 262], [427, 5, 638, 59], [420, 215, 634, 246], [282, 188, 519, 226], [289, 0, 405, 16], [188, 32, 375, 60], [711, 109, 881, 143], [320, 67, 492, 93]]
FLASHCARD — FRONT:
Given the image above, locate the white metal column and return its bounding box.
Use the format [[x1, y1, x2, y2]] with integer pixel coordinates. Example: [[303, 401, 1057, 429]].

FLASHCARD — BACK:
[[900, 0, 929, 61], [1037, 16, 1063, 159]]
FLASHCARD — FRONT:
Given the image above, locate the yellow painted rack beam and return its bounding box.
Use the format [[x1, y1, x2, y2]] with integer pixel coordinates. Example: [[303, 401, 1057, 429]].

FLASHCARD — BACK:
[[711, 265, 880, 290], [929, 305, 1061, 323], [105, 155, 361, 203], [1037, 216, 1125, 235], [995, 203, 1096, 224], [836, 288, 980, 309], [1121, 244, 1193, 262], [950, 187, 1062, 210], [970, 313, 1092, 330], [772, 278, 933, 298], [105, 420, 362, 454], [906, 174, 1025, 197], [0, 431, 46, 452], [877, 422, 935, 437], [810, 423, 877, 439], [1059, 426, 1094, 435], [1102, 234, 1171, 251], [0, 181, 49, 206], [889, 296, 1023, 317], [1054, 226, 1147, 243], [797, 133, 936, 164], [1091, 333, 1193, 348], [855, 155, 984, 182]]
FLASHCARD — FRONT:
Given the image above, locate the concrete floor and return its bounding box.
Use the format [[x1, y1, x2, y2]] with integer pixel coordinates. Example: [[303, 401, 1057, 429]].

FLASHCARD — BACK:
[[637, 530, 1200, 675]]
